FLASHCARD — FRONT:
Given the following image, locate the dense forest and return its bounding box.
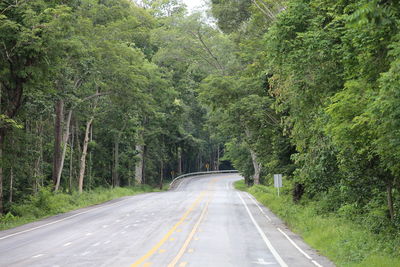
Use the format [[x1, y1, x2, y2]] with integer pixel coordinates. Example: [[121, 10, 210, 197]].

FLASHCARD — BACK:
[[0, 0, 228, 215], [206, 0, 400, 236], [1, 0, 400, 245]]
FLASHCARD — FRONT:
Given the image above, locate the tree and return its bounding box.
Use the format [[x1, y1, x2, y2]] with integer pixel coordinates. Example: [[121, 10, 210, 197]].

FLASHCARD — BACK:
[[0, 0, 59, 212]]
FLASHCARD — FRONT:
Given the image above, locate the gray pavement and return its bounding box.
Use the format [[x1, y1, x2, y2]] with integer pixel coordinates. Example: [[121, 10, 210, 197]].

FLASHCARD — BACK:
[[0, 174, 335, 267]]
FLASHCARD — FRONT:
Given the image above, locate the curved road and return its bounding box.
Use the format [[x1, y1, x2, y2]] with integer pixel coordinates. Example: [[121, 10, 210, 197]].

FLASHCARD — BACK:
[[0, 174, 334, 267]]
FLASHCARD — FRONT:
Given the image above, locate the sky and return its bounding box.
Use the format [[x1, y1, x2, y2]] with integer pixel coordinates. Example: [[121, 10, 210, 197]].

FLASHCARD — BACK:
[[182, 0, 206, 12]]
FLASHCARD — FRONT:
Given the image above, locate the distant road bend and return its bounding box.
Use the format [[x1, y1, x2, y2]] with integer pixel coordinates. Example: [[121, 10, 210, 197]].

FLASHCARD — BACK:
[[0, 174, 334, 267]]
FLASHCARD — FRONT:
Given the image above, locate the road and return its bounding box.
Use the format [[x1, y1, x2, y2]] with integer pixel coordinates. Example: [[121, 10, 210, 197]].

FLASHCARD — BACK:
[[0, 174, 334, 267]]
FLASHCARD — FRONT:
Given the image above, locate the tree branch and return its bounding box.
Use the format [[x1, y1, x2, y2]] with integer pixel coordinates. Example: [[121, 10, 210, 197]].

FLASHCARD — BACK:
[[81, 91, 112, 102], [188, 29, 225, 75], [251, 0, 274, 20], [1, 0, 27, 15]]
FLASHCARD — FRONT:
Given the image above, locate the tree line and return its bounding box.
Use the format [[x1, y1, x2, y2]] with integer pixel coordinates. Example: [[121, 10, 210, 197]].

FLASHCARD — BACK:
[[1, 0, 400, 235], [206, 0, 400, 233], [0, 0, 227, 215]]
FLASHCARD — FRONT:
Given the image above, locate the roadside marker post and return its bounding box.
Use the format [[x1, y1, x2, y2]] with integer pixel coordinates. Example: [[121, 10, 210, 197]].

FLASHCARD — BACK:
[[274, 174, 283, 196]]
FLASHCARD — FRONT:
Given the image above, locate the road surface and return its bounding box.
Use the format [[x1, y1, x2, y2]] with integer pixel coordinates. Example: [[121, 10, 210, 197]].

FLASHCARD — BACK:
[[0, 174, 334, 267]]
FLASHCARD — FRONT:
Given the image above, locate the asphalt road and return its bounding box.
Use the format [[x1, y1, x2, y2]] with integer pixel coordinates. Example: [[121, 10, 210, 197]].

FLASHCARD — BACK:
[[0, 174, 335, 267]]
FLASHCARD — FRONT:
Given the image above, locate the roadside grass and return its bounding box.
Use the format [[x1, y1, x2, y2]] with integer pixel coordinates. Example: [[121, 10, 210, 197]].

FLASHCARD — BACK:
[[234, 180, 400, 267], [0, 185, 164, 231]]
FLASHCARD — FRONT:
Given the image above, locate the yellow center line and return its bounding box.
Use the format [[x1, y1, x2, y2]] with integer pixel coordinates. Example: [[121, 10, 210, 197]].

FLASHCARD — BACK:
[[167, 194, 212, 267], [131, 191, 206, 267]]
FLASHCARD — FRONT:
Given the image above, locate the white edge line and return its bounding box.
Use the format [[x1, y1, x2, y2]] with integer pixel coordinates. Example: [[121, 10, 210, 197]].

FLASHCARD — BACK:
[[246, 193, 272, 222], [0, 198, 131, 241], [237, 192, 288, 267], [277, 228, 312, 260], [246, 192, 324, 267], [277, 225, 324, 267], [312, 260, 324, 267]]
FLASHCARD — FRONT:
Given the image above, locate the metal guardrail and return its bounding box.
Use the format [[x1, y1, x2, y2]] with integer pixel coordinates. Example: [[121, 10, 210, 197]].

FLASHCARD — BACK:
[[169, 170, 239, 189]]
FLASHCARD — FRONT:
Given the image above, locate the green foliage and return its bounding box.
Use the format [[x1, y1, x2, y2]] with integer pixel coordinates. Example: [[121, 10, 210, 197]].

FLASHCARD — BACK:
[[204, 0, 400, 262], [370, 38, 400, 180], [0, 0, 228, 216], [210, 0, 252, 33]]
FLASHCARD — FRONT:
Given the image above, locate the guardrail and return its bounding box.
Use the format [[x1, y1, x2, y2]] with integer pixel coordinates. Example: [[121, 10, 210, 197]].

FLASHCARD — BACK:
[[169, 170, 239, 189]]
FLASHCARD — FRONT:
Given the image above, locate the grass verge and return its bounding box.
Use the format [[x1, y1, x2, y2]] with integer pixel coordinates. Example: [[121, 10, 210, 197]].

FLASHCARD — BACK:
[[0, 185, 163, 231], [234, 180, 400, 267]]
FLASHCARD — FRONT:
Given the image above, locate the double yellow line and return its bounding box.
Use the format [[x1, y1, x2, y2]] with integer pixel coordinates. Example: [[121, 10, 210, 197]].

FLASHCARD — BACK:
[[167, 195, 210, 267], [131, 178, 218, 267], [131, 192, 207, 267]]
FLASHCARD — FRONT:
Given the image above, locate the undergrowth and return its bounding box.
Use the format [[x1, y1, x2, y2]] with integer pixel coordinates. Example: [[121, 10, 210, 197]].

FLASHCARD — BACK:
[[235, 180, 400, 267], [0, 185, 162, 231]]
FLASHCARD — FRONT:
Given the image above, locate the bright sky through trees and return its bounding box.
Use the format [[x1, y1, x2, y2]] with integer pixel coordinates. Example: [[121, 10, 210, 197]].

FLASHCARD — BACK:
[[182, 0, 204, 12]]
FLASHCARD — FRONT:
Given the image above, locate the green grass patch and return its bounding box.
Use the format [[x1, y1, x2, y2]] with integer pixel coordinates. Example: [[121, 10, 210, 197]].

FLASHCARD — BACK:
[[234, 180, 400, 267], [0, 185, 163, 231]]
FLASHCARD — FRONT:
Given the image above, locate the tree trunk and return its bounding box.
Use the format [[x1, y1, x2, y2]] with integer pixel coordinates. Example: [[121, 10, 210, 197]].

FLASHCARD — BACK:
[[33, 120, 43, 194], [88, 123, 93, 188], [196, 152, 201, 172], [387, 182, 394, 221], [159, 160, 164, 190], [112, 138, 120, 187], [8, 136, 14, 203], [216, 145, 220, 171], [78, 117, 93, 194], [55, 109, 72, 192], [9, 167, 13, 203], [178, 147, 182, 175], [142, 145, 147, 184], [250, 149, 261, 184], [33, 152, 41, 194], [75, 120, 81, 188], [53, 99, 64, 186], [0, 84, 2, 214], [69, 124, 74, 192], [128, 161, 132, 187], [0, 130, 4, 214], [135, 144, 144, 185], [245, 128, 261, 185], [209, 153, 212, 171], [0, 72, 25, 213], [249, 148, 261, 185]]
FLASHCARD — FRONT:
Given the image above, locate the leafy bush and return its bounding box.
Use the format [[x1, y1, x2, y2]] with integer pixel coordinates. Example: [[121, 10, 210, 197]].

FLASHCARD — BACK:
[[337, 203, 360, 219]]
